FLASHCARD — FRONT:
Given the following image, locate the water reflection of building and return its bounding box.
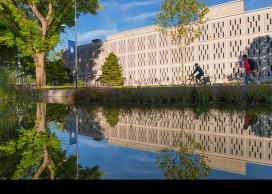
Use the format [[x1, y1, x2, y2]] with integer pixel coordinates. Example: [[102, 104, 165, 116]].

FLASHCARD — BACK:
[[94, 109, 272, 175], [63, 108, 105, 139]]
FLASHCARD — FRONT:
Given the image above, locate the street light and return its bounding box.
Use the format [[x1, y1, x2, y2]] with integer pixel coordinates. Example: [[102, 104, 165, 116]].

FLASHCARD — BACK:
[[61, 0, 79, 180], [61, 0, 78, 90], [74, 1, 79, 180], [74, 0, 78, 90]]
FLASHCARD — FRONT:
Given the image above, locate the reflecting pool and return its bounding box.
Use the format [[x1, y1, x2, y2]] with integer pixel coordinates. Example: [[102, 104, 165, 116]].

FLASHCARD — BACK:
[[1, 100, 272, 179]]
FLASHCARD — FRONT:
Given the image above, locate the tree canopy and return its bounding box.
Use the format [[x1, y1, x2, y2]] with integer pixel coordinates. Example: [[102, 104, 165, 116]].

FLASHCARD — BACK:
[[0, 0, 100, 87], [100, 53, 125, 86], [45, 59, 73, 86], [155, 0, 209, 83], [155, 0, 209, 46], [0, 0, 100, 56]]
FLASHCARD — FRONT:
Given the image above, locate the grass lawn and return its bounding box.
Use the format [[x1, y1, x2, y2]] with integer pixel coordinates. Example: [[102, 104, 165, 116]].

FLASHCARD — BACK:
[[40, 85, 86, 90]]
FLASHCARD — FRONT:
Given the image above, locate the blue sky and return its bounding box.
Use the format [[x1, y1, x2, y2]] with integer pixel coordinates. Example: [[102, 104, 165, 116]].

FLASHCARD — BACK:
[[57, 0, 272, 49]]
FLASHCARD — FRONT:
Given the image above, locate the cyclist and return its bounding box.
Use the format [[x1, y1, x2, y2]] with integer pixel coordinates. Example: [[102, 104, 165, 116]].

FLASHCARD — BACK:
[[191, 63, 204, 84]]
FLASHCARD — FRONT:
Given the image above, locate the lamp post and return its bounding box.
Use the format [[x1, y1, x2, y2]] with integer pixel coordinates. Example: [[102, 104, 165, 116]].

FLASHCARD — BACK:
[[61, 0, 79, 180], [61, 0, 78, 89], [74, 0, 79, 180], [74, 0, 78, 90]]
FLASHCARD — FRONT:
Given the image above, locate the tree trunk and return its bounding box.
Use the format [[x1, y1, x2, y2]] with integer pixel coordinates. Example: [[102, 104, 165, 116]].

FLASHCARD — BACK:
[[35, 102, 46, 133], [33, 145, 55, 180], [33, 146, 49, 180], [181, 49, 185, 85], [33, 102, 55, 180], [35, 52, 46, 88]]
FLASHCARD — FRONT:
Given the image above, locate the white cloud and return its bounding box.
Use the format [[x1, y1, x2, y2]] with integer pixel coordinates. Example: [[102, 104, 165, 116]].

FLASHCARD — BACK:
[[126, 12, 158, 22], [121, 0, 161, 10], [78, 28, 118, 42]]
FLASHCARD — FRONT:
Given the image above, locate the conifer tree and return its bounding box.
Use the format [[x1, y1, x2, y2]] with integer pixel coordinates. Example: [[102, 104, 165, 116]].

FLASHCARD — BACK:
[[101, 53, 125, 86]]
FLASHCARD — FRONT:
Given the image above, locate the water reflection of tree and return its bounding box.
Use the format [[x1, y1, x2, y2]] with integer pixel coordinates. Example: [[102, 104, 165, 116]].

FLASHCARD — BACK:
[[156, 135, 210, 180], [0, 101, 36, 142], [0, 102, 104, 180], [46, 104, 71, 132], [102, 106, 122, 128], [46, 104, 71, 123]]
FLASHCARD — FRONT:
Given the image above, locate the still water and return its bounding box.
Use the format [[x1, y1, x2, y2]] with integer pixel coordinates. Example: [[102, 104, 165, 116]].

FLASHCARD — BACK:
[[1, 101, 272, 179]]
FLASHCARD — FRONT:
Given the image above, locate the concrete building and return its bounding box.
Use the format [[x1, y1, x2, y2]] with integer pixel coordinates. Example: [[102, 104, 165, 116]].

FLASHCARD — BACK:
[[63, 39, 103, 86], [64, 0, 272, 86]]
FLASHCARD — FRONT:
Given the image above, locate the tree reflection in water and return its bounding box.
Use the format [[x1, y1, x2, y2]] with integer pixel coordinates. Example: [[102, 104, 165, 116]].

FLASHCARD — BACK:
[[102, 106, 122, 128], [156, 135, 210, 180], [0, 102, 104, 180]]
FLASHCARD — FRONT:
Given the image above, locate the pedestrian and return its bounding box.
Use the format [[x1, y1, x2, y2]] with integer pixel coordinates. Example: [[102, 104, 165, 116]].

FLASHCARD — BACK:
[[242, 55, 258, 85]]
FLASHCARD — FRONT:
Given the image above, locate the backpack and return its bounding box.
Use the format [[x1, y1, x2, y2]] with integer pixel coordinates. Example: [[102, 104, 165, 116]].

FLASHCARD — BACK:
[[248, 59, 258, 71]]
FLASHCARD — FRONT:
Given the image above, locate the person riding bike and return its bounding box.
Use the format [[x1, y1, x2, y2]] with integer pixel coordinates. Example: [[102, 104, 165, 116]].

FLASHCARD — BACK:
[[191, 63, 204, 83]]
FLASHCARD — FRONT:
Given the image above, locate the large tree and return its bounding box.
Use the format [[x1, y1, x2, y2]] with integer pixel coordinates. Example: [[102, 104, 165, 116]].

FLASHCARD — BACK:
[[100, 52, 125, 86], [155, 0, 209, 84], [0, 0, 100, 87]]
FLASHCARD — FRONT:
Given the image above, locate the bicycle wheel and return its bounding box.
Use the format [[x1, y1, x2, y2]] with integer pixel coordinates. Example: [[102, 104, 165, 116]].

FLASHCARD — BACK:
[[194, 78, 205, 86], [205, 80, 212, 86], [185, 79, 195, 86], [202, 77, 211, 86]]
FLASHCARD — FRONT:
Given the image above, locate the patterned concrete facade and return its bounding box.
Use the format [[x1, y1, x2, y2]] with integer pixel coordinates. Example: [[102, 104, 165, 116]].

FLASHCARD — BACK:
[[64, 0, 272, 86], [63, 40, 103, 86]]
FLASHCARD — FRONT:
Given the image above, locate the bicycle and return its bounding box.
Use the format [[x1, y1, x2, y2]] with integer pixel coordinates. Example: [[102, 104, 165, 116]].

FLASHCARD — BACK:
[[185, 75, 211, 86]]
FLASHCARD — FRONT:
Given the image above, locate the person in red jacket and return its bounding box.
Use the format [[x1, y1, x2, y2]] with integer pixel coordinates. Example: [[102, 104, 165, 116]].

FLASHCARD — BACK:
[[242, 55, 257, 85]]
